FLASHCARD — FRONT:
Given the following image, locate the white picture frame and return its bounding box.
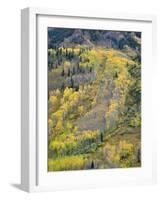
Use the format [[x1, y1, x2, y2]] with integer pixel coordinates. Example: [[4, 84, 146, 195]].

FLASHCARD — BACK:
[[21, 7, 157, 192]]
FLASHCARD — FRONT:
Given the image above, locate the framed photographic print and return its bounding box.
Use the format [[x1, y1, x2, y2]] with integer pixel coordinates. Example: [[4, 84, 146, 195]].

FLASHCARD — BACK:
[[21, 7, 157, 192]]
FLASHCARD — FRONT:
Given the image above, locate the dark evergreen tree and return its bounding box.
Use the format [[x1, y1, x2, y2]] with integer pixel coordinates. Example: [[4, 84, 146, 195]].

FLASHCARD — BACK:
[[56, 48, 59, 57], [91, 160, 95, 169], [61, 82, 65, 91], [65, 48, 68, 57], [115, 72, 118, 78], [71, 76, 74, 88], [72, 67, 76, 75], [68, 51, 71, 60], [77, 63, 80, 72], [101, 132, 104, 142], [67, 68, 70, 76], [61, 68, 65, 76], [71, 48, 74, 57], [75, 85, 79, 91], [59, 48, 62, 55], [137, 148, 141, 163]]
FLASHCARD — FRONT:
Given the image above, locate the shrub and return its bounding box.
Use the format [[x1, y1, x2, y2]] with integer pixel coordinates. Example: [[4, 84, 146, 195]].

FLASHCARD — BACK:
[[48, 155, 86, 171]]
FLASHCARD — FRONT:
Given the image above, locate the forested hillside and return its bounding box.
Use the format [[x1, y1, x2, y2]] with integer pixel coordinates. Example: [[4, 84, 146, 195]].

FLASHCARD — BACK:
[[48, 28, 141, 171]]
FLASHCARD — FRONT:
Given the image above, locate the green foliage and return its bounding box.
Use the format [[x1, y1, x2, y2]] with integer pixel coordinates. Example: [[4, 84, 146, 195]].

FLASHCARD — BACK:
[[100, 139, 139, 168], [129, 111, 141, 127], [48, 130, 101, 157]]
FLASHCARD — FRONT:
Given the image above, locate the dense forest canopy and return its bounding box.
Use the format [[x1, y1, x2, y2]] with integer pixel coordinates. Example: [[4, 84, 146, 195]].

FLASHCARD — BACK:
[[48, 27, 141, 171]]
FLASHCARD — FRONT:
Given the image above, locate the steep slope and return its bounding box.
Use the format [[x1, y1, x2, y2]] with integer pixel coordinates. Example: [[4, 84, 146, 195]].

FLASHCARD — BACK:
[[47, 28, 141, 171], [76, 74, 114, 133], [48, 28, 141, 54]]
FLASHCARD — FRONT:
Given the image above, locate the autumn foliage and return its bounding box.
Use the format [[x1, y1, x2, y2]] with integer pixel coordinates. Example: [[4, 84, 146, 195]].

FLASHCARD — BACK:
[[48, 29, 141, 171]]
